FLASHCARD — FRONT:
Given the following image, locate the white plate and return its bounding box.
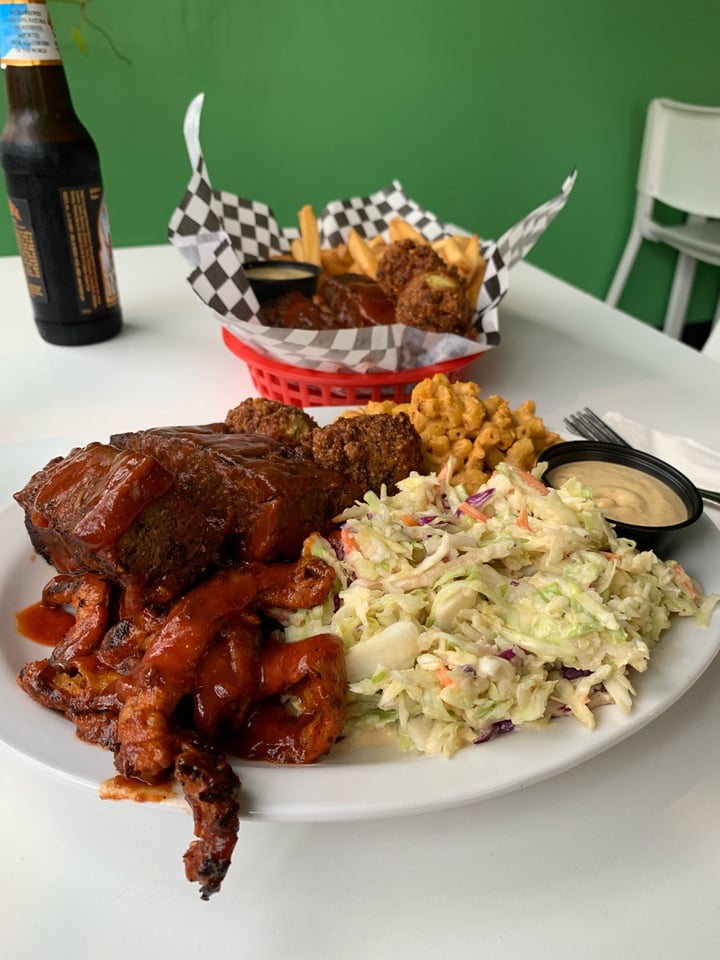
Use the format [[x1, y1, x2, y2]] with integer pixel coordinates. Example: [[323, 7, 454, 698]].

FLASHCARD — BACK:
[[1, 502, 719, 822]]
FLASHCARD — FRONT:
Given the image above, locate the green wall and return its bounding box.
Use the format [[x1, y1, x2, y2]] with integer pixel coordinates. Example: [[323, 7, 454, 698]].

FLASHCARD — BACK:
[[1, 0, 718, 328]]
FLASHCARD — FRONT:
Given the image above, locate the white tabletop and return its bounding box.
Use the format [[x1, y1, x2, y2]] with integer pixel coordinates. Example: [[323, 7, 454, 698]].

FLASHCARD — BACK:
[[1, 246, 719, 959]]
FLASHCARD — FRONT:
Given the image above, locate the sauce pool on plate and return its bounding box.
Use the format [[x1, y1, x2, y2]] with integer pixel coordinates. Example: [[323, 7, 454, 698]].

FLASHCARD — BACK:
[[547, 460, 688, 527], [15, 601, 75, 646]]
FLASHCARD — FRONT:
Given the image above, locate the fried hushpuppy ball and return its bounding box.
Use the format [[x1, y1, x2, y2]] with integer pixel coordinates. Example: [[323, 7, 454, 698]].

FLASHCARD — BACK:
[[394, 271, 474, 337], [376, 239, 451, 299], [225, 398, 318, 446], [308, 413, 425, 508]]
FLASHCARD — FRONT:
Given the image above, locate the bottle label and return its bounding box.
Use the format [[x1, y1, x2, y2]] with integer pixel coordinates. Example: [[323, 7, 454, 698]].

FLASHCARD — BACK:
[[0, 1, 62, 67], [59, 183, 120, 312], [7, 195, 48, 301]]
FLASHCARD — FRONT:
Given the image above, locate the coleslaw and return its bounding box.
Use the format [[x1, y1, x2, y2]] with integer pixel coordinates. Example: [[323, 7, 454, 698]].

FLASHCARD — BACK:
[[280, 461, 718, 756]]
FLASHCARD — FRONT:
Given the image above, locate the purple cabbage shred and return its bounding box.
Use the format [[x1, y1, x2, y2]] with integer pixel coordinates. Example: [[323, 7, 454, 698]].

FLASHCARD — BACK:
[[561, 666, 592, 680], [465, 488, 495, 508], [332, 539, 345, 560], [473, 719, 515, 745]]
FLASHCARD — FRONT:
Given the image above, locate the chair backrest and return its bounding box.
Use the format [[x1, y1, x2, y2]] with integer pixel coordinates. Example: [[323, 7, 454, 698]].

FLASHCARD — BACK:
[[637, 98, 720, 218]]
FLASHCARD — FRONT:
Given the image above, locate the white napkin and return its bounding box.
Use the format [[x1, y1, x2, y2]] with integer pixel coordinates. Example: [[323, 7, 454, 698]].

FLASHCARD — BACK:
[[603, 412, 720, 492]]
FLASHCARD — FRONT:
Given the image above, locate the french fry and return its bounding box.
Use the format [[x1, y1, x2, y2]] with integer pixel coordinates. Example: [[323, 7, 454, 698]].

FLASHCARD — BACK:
[[432, 235, 471, 275], [430, 236, 452, 256], [292, 198, 488, 318], [464, 234, 480, 256], [461, 234, 486, 308], [367, 235, 389, 256], [387, 217, 426, 245], [290, 237, 305, 262], [297, 204, 321, 266], [347, 227, 379, 279], [462, 235, 482, 275], [466, 257, 487, 311], [320, 245, 353, 276]]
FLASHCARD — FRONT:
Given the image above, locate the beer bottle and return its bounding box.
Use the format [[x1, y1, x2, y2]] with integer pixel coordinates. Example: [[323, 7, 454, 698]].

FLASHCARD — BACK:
[[0, 0, 122, 345]]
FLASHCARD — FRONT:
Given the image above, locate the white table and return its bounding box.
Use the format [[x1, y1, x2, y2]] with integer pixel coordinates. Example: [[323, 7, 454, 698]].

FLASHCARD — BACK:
[[1, 246, 719, 960]]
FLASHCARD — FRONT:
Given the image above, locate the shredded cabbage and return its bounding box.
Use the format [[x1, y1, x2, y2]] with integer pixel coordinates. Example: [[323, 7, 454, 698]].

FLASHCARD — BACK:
[[284, 463, 718, 756]]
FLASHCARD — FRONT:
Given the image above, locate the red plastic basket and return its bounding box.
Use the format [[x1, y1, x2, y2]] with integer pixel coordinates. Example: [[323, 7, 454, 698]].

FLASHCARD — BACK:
[[222, 329, 485, 407]]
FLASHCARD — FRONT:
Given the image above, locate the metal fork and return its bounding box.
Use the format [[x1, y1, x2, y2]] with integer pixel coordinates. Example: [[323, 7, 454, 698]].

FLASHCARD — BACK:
[[563, 408, 631, 447], [563, 407, 720, 507]]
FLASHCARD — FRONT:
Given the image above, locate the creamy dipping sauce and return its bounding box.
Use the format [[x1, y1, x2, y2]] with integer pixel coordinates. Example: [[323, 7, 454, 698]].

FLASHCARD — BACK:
[[244, 265, 314, 280], [547, 460, 688, 527]]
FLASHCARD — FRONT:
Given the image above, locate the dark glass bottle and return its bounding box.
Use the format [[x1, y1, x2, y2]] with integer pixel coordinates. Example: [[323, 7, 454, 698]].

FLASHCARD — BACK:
[[0, 0, 122, 345]]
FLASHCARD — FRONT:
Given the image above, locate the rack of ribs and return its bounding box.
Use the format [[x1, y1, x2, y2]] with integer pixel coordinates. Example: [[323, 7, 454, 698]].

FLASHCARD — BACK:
[[15, 427, 343, 605]]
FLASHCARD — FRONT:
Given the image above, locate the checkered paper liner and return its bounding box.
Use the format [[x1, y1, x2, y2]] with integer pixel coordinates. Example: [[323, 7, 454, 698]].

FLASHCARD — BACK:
[[168, 93, 576, 374]]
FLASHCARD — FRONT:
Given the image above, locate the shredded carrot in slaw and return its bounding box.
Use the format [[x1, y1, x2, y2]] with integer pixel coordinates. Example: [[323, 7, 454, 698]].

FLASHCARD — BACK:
[[514, 468, 550, 495], [458, 501, 489, 522], [516, 507, 530, 529]]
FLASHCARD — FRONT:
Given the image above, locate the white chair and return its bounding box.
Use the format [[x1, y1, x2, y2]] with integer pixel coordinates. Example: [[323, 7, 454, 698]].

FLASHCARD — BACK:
[[606, 98, 720, 339]]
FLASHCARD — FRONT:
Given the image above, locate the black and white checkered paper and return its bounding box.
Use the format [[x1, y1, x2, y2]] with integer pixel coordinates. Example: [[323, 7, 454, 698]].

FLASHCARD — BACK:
[[168, 93, 576, 374]]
